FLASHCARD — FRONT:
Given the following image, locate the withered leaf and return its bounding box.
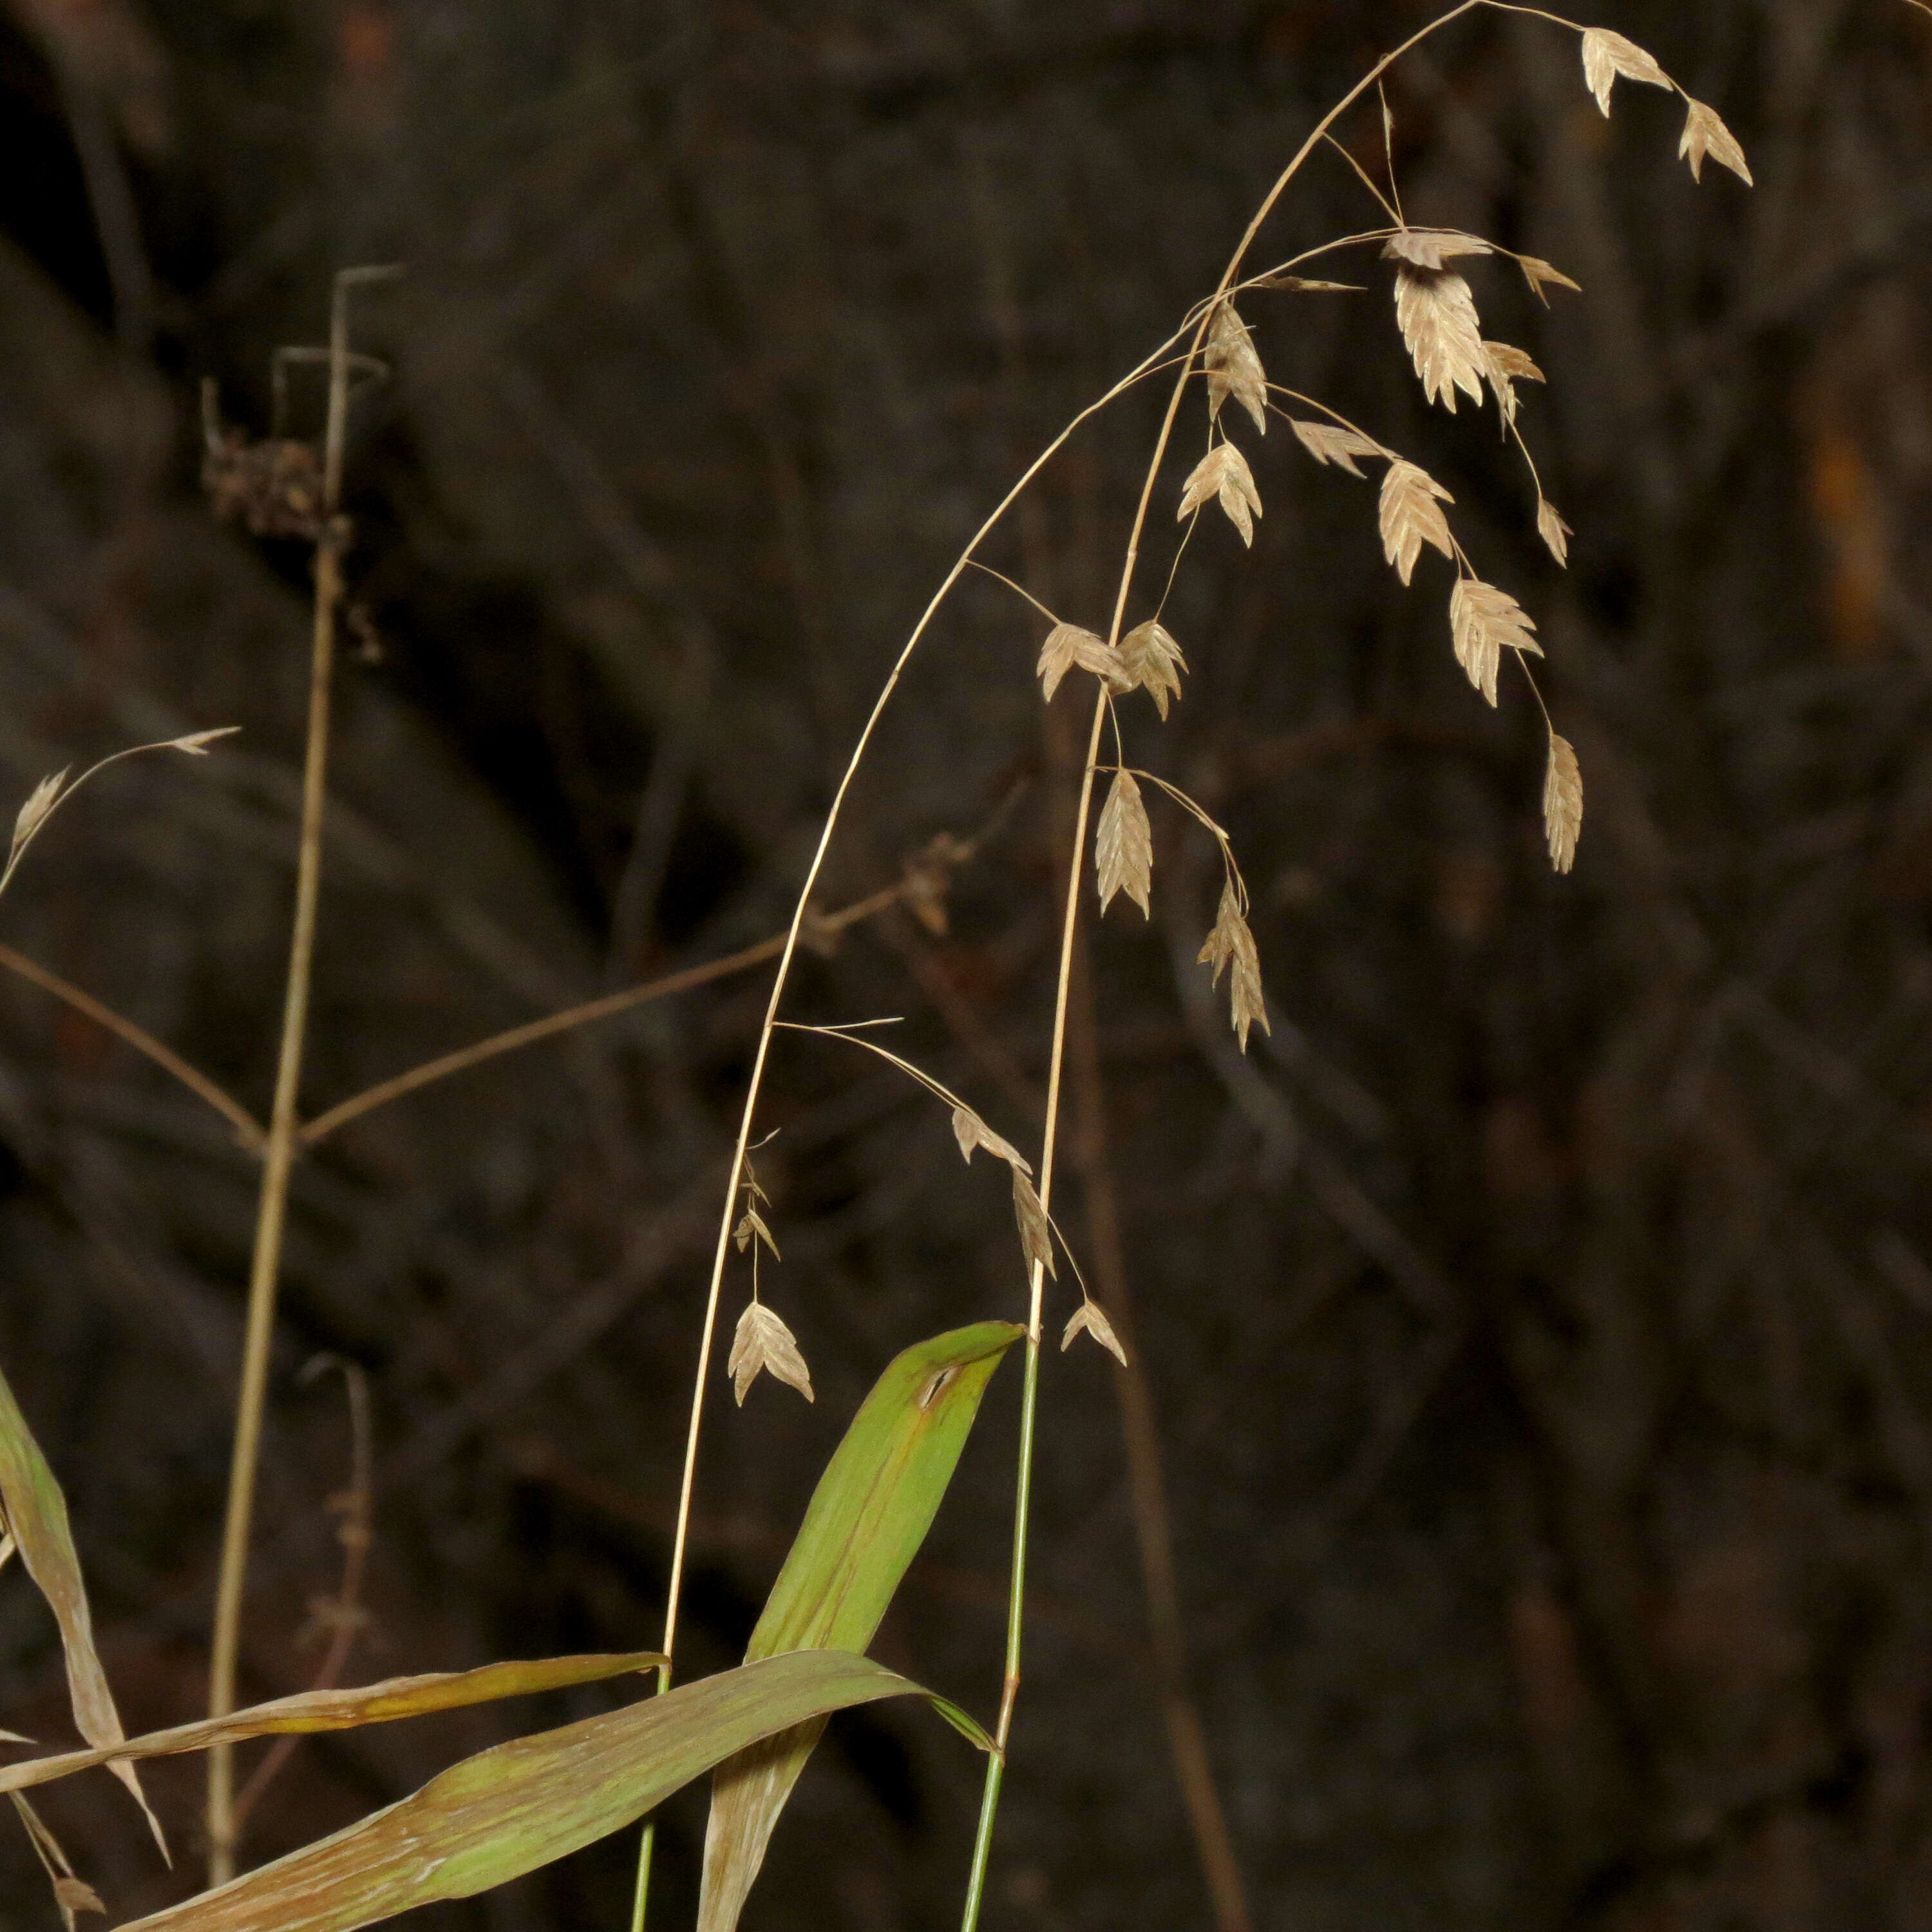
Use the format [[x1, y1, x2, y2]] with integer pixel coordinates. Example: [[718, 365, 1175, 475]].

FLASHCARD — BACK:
[[1394, 267, 1486, 413], [1204, 302, 1268, 437], [1378, 460, 1455, 586], [1095, 769, 1153, 918], [1177, 444, 1263, 547], [1010, 1170, 1057, 1280], [1580, 26, 1672, 115], [949, 1104, 1031, 1175], [1544, 733, 1584, 874], [728, 1303, 814, 1406], [1037, 621, 1126, 703], [1198, 880, 1270, 1053], [1061, 1302, 1128, 1365], [1449, 579, 1542, 708], [1678, 99, 1753, 184], [1119, 620, 1188, 719], [1287, 419, 1385, 479]]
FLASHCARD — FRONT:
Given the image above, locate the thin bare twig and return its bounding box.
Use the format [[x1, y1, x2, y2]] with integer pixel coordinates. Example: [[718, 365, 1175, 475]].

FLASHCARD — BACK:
[[0, 942, 264, 1151]]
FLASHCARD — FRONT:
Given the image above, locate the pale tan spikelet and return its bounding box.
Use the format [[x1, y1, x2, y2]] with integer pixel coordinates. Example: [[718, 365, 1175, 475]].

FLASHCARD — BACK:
[[1177, 443, 1263, 547], [1543, 732, 1583, 873], [1012, 1169, 1057, 1278], [1481, 341, 1544, 427], [950, 1103, 1032, 1175], [1678, 99, 1753, 184], [1119, 620, 1188, 719], [166, 726, 241, 755], [732, 1206, 781, 1259], [1204, 301, 1268, 437], [1288, 419, 1385, 479], [1037, 621, 1126, 703], [1378, 460, 1455, 586], [1254, 272, 1364, 293], [1382, 229, 1493, 270], [1449, 579, 1542, 708], [1580, 26, 1672, 116], [1061, 1301, 1128, 1365], [1517, 254, 1582, 304], [1095, 769, 1153, 918], [727, 1302, 814, 1405], [10, 772, 67, 860], [1198, 880, 1269, 1052], [1394, 267, 1486, 413], [1537, 497, 1573, 567]]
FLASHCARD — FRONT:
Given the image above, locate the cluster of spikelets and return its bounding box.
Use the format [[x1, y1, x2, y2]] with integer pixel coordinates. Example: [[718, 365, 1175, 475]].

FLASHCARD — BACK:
[[728, 24, 1750, 1407], [1025, 22, 1747, 1007]]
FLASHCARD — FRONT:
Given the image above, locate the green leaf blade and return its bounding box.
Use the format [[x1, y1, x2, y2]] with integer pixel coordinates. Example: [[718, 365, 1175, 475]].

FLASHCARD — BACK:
[[116, 1653, 924, 1932]]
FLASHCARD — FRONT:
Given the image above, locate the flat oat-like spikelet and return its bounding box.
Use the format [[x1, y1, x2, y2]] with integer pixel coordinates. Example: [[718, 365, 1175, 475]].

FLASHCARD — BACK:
[[728, 1302, 814, 1405], [1394, 266, 1486, 413], [1517, 254, 1582, 304], [1449, 579, 1542, 707], [1198, 880, 1269, 1052], [1119, 620, 1187, 717], [1481, 341, 1544, 427], [1378, 460, 1455, 586], [1544, 733, 1584, 873], [1037, 621, 1125, 703], [1177, 443, 1263, 546], [1537, 497, 1573, 567], [1678, 99, 1753, 184], [1383, 228, 1492, 270], [1204, 301, 1267, 436], [1580, 26, 1672, 116], [1062, 1301, 1128, 1365], [1095, 768, 1153, 916], [1288, 419, 1384, 478]]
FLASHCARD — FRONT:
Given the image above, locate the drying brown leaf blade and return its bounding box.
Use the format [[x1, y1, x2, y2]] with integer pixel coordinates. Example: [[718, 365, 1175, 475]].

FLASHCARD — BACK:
[[1198, 880, 1269, 1052], [1036, 621, 1126, 703], [1678, 99, 1753, 184], [1378, 460, 1455, 586], [1177, 443, 1262, 547], [1119, 620, 1187, 719], [1288, 419, 1384, 479], [1011, 1169, 1057, 1279], [1544, 733, 1584, 874], [1204, 301, 1268, 437], [1517, 254, 1582, 303], [0, 1654, 666, 1799], [0, 1356, 161, 1851], [1448, 579, 1542, 707], [728, 1303, 814, 1406], [949, 1104, 1030, 1175], [1580, 26, 1672, 115], [115, 1652, 946, 1932], [1095, 768, 1153, 917], [1394, 267, 1486, 413], [1381, 229, 1493, 270], [1537, 497, 1573, 567], [1061, 1302, 1128, 1365]]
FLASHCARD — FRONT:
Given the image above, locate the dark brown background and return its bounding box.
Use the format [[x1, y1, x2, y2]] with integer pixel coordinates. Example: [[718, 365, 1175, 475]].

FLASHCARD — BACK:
[[0, 3, 1928, 1928]]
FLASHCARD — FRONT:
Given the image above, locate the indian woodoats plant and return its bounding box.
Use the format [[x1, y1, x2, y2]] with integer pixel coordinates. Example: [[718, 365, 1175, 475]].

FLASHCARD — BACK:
[[0, 8, 1751, 1929]]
